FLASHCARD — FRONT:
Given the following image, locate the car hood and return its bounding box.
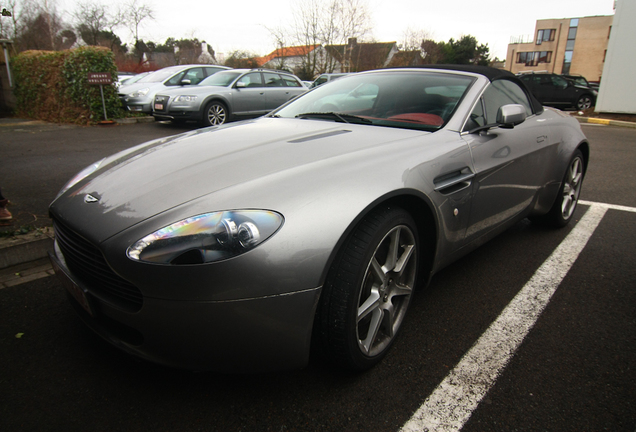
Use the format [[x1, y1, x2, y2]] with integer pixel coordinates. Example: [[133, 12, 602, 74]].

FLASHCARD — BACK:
[[157, 85, 229, 97], [118, 81, 163, 94], [51, 118, 430, 243]]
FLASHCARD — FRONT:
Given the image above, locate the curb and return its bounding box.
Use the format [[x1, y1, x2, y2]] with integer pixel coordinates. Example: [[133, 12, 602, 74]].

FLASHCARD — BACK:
[[0, 228, 55, 270], [573, 116, 636, 128]]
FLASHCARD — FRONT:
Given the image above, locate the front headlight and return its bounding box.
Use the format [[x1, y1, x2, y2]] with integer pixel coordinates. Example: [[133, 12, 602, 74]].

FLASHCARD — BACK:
[[56, 159, 105, 198], [127, 210, 284, 265], [128, 87, 149, 97]]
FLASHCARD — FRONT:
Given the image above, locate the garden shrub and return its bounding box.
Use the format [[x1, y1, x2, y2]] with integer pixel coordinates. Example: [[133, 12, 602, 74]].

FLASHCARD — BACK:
[[12, 46, 125, 124]]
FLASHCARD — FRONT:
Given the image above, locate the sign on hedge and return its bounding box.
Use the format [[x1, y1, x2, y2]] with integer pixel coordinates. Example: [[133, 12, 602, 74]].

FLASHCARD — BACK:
[[87, 73, 112, 85]]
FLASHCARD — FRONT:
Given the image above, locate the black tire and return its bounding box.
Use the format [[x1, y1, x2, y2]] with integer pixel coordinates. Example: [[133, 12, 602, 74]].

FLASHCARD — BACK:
[[542, 149, 585, 228], [202, 101, 228, 126], [314, 206, 419, 371], [576, 94, 593, 110]]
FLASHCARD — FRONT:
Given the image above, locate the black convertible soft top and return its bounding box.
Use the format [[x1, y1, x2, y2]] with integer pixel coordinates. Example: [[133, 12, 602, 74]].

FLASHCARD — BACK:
[[402, 64, 544, 114]]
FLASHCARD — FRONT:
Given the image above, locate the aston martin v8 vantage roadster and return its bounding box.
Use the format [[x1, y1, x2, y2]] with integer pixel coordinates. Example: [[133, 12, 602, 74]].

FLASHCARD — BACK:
[[49, 65, 588, 373]]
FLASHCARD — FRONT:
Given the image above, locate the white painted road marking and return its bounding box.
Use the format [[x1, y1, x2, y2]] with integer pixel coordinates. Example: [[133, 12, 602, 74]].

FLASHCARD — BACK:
[[400, 202, 628, 432]]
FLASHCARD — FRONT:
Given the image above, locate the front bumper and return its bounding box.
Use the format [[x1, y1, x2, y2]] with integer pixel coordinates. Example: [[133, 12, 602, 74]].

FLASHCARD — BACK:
[[50, 241, 321, 372], [152, 109, 201, 122]]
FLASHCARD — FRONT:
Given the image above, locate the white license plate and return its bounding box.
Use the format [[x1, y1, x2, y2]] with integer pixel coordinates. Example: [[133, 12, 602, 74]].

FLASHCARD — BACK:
[[50, 255, 94, 317], [154, 103, 164, 110]]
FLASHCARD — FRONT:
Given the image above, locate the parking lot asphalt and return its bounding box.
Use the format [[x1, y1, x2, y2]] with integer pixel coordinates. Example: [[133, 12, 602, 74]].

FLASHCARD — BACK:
[[0, 116, 191, 273], [0, 114, 634, 277]]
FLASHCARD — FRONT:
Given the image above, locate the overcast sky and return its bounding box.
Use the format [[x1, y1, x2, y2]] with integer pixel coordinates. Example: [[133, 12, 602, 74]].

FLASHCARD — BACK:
[[57, 0, 616, 61]]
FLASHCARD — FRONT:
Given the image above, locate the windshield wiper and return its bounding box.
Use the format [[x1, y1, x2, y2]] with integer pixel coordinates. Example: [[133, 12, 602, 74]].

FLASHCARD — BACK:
[[295, 112, 372, 125]]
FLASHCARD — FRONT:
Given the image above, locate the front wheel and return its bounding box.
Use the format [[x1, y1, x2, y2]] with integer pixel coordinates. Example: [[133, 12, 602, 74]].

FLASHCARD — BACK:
[[314, 206, 419, 370], [203, 101, 228, 126], [542, 150, 585, 227]]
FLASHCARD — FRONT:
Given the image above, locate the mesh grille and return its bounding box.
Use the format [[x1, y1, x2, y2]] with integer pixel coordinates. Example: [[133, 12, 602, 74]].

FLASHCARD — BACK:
[[53, 219, 143, 312]]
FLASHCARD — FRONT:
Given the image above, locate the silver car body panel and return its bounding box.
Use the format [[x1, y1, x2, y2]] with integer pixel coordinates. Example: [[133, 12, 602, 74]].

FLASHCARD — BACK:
[[50, 67, 588, 372]]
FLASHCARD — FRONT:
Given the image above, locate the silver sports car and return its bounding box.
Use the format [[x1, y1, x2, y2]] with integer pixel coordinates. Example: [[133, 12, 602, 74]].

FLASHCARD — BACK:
[[49, 65, 588, 373]]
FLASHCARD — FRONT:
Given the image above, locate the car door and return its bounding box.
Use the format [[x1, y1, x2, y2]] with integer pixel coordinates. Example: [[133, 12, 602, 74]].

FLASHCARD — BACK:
[[261, 72, 290, 111], [461, 79, 553, 243], [232, 72, 267, 115]]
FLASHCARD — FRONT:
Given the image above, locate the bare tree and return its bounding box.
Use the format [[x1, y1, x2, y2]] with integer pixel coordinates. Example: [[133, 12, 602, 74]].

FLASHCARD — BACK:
[[124, 0, 154, 43], [74, 1, 109, 45], [12, 0, 70, 51], [399, 27, 430, 52], [270, 0, 372, 79], [0, 0, 18, 39]]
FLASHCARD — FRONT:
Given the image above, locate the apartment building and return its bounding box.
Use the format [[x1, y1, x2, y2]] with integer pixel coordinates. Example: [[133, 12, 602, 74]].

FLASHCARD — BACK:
[[506, 15, 613, 82]]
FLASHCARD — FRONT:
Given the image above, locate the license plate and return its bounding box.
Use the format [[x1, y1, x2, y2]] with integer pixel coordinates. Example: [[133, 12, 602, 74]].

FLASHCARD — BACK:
[[49, 254, 94, 317], [154, 103, 164, 110]]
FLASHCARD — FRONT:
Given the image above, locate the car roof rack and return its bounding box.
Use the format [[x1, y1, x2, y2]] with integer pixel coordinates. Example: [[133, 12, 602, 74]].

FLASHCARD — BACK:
[[250, 68, 293, 75]]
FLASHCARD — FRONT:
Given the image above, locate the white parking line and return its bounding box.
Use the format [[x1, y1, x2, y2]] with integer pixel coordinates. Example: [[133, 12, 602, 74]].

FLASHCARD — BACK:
[[401, 202, 620, 432]]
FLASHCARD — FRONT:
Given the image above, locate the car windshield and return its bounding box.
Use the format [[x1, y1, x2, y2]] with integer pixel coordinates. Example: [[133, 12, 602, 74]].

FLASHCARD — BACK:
[[273, 71, 474, 131], [137, 66, 184, 83], [199, 71, 243, 87]]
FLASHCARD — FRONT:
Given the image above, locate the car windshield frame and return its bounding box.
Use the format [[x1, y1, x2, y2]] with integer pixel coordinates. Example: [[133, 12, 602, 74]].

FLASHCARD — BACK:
[[271, 71, 476, 132]]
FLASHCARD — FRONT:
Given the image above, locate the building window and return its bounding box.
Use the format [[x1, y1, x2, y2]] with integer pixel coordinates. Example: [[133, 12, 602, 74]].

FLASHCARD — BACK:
[[536, 29, 556, 45], [517, 51, 552, 66], [562, 19, 578, 75]]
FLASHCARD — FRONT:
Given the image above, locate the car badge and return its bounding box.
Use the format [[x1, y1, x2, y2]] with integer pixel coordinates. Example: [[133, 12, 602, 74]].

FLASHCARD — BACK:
[[84, 194, 99, 203]]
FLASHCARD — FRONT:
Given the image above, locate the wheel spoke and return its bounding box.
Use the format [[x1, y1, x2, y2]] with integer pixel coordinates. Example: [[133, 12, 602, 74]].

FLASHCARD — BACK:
[[357, 288, 381, 322], [382, 228, 400, 273], [370, 256, 385, 282], [394, 244, 415, 275], [360, 308, 383, 354]]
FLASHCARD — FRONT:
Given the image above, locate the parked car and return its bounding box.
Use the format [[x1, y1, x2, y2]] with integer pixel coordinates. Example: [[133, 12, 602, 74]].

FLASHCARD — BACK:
[[116, 71, 149, 88], [561, 74, 600, 90], [152, 68, 306, 126], [517, 72, 597, 110], [309, 73, 350, 88], [118, 64, 231, 113], [50, 65, 588, 373]]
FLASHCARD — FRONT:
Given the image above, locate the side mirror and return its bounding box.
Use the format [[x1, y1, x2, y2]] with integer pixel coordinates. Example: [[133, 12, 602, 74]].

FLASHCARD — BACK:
[[181, 79, 192, 86], [496, 104, 527, 128], [469, 104, 527, 134], [235, 81, 247, 88]]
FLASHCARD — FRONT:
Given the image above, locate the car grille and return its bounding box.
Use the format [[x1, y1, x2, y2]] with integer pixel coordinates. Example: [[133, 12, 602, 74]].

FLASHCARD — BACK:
[[53, 219, 143, 312], [154, 95, 169, 113]]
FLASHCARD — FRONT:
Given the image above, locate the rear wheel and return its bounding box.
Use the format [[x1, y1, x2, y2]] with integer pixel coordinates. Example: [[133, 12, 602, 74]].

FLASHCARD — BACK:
[[203, 101, 228, 126], [577, 95, 593, 110], [315, 206, 419, 370]]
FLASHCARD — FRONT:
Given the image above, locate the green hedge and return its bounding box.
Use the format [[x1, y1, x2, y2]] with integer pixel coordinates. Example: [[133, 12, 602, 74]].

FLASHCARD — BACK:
[[12, 46, 124, 124]]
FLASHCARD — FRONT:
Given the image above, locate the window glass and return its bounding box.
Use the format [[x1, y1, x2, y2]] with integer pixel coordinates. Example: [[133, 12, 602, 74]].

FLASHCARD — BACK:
[[463, 98, 485, 132], [538, 51, 552, 63], [237, 72, 263, 88], [551, 75, 569, 89], [182, 68, 205, 84], [482, 80, 532, 123], [263, 73, 285, 87], [199, 71, 242, 87], [536, 30, 544, 45], [166, 71, 187, 86], [275, 72, 475, 131], [282, 75, 302, 87], [568, 27, 577, 40]]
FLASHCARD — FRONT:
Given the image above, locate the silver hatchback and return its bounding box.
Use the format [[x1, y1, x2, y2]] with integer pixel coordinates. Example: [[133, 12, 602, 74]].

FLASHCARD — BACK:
[[152, 69, 306, 126]]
